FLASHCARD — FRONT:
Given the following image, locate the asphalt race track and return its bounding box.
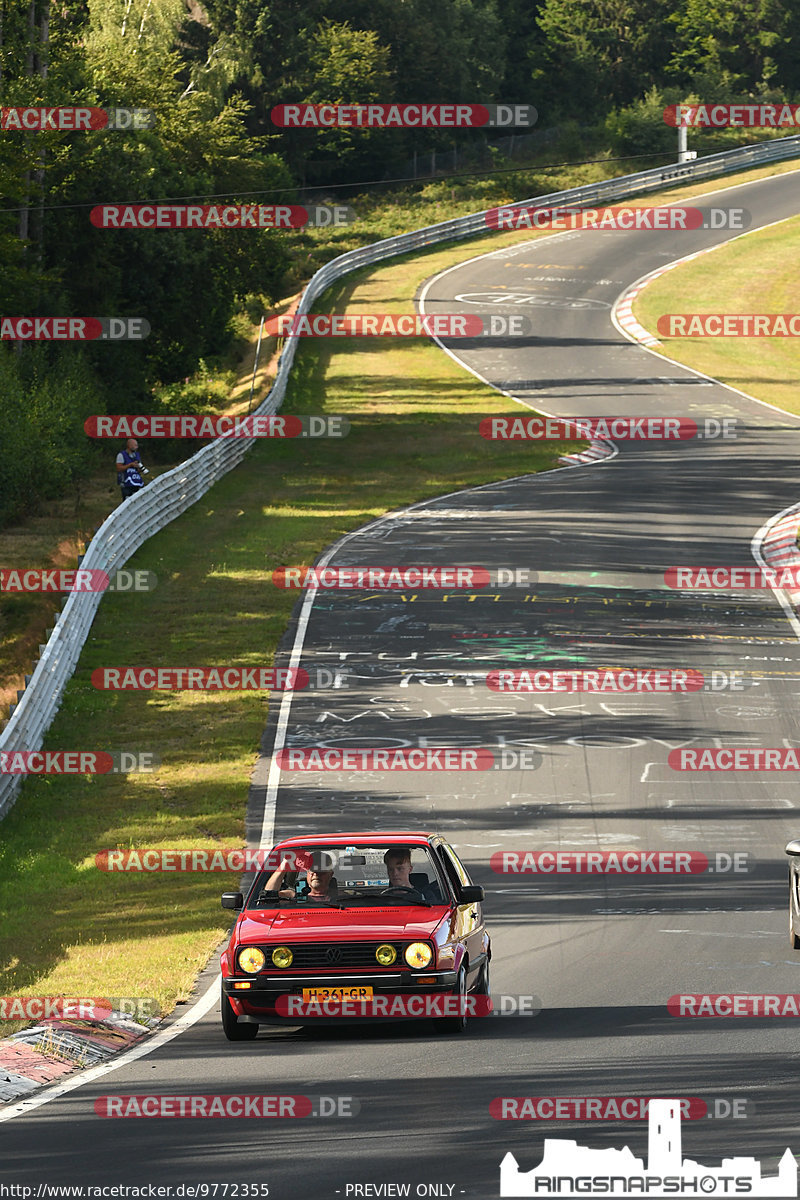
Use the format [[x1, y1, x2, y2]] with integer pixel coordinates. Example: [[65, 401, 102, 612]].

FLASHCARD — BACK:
[[6, 169, 800, 1196]]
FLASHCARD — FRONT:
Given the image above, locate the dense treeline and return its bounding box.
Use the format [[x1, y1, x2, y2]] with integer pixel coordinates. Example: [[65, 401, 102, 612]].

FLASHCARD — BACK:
[[1, 0, 798, 524]]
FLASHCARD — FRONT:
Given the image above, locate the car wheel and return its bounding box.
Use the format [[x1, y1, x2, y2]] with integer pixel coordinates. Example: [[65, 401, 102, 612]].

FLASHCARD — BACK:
[[434, 965, 468, 1035], [791, 897, 800, 950], [474, 959, 490, 997], [221, 979, 258, 1041]]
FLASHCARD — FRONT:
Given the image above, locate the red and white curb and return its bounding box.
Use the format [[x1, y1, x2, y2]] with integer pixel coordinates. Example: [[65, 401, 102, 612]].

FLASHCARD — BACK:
[[612, 243, 725, 349], [558, 439, 616, 467], [757, 503, 800, 611], [0, 1012, 158, 1106]]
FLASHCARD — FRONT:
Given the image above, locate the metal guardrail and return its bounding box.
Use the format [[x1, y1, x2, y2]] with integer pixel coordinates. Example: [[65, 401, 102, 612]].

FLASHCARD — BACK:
[[2, 131, 800, 820]]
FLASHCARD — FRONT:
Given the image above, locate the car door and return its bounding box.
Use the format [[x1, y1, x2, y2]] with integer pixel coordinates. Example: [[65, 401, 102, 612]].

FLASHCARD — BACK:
[[438, 841, 487, 987]]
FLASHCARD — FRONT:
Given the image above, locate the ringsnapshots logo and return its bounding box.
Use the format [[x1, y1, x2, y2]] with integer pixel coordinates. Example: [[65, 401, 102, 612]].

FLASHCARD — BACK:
[[0, 107, 155, 131], [0, 567, 157, 593], [90, 204, 354, 229], [657, 314, 800, 337], [0, 750, 157, 775], [484, 204, 749, 232], [664, 102, 800, 128], [498, 1098, 796, 1198], [90, 666, 342, 691], [491, 850, 754, 875], [0, 317, 149, 340], [264, 313, 530, 338], [84, 415, 348, 439], [479, 416, 738, 441], [271, 103, 537, 128]]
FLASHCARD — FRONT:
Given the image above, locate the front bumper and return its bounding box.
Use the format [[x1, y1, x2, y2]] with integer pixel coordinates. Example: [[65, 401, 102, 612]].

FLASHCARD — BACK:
[[222, 970, 459, 1024]]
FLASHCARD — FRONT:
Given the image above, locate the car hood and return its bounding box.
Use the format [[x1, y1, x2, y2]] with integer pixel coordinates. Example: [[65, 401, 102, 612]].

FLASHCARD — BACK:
[[236, 905, 446, 942]]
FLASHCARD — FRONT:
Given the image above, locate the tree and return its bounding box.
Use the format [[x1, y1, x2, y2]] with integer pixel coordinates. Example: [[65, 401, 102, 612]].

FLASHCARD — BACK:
[[668, 0, 795, 92], [532, 0, 676, 117]]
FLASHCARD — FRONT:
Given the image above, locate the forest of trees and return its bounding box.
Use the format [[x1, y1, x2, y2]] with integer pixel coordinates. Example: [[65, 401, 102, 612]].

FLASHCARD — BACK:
[[1, 0, 798, 524]]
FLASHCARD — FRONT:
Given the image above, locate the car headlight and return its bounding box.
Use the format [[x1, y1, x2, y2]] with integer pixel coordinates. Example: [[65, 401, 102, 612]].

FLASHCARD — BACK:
[[376, 943, 397, 966], [404, 942, 433, 969], [271, 946, 293, 969], [237, 946, 266, 974]]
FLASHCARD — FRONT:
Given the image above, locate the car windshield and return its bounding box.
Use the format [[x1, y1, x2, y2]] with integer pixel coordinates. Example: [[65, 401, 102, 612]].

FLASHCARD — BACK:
[[247, 844, 447, 909]]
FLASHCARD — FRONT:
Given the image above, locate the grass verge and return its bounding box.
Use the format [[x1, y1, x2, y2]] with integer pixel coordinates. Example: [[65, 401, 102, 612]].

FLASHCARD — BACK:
[[0, 230, 583, 1026], [2, 155, 800, 1024], [633, 208, 800, 417]]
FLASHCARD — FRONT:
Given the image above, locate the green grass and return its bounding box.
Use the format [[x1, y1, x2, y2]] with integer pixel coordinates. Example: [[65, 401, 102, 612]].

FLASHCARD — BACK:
[[634, 208, 800, 416], [0, 233, 582, 1024], [3, 155, 800, 1024]]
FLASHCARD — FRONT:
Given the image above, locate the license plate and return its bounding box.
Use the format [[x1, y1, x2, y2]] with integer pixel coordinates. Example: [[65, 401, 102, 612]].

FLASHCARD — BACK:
[[302, 986, 373, 1001]]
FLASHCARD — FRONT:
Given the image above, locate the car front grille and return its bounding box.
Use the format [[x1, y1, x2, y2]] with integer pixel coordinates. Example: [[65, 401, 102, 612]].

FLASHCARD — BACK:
[[264, 941, 406, 971]]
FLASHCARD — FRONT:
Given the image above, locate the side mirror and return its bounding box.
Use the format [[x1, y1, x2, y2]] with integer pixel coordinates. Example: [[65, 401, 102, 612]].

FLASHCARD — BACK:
[[221, 892, 244, 910], [786, 841, 800, 858], [459, 885, 484, 904]]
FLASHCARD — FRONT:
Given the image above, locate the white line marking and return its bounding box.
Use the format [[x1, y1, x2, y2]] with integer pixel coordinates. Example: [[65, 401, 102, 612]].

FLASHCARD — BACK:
[[11, 165, 798, 1124]]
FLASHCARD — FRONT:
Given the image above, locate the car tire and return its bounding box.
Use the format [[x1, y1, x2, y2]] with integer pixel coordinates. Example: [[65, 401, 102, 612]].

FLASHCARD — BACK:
[[791, 900, 800, 950], [434, 965, 468, 1035], [221, 979, 259, 1041], [474, 958, 490, 996]]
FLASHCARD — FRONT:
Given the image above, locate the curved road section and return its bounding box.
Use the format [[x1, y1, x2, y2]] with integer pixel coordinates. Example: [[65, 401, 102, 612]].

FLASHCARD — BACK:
[[6, 170, 800, 1196]]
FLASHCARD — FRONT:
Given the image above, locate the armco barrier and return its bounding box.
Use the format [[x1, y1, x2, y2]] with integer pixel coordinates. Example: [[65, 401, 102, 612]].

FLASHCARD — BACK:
[[2, 133, 800, 820]]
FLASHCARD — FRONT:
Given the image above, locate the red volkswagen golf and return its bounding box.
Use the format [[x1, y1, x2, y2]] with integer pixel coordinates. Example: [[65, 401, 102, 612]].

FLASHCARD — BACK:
[[220, 831, 490, 1039]]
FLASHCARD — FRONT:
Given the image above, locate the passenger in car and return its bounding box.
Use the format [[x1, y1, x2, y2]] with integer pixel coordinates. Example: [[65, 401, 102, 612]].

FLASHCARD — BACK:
[[383, 848, 441, 901]]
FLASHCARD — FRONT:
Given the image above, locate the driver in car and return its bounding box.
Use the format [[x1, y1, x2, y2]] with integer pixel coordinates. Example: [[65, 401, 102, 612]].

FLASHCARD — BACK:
[[384, 848, 440, 901], [263, 851, 338, 903]]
